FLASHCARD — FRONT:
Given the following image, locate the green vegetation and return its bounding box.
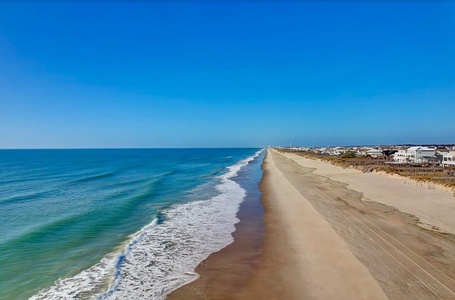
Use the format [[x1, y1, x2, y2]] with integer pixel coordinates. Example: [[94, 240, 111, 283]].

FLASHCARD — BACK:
[[341, 150, 357, 159], [279, 149, 455, 190]]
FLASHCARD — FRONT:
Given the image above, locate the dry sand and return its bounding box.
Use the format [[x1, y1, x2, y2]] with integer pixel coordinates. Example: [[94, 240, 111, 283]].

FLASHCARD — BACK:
[[235, 149, 389, 300], [170, 149, 455, 299], [281, 152, 455, 235]]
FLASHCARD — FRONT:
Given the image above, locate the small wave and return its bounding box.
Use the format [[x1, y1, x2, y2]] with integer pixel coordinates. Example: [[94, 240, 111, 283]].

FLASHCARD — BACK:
[[72, 172, 115, 183], [2, 214, 82, 247], [103, 177, 149, 190], [220, 148, 264, 180], [113, 178, 162, 211], [102, 170, 175, 191], [0, 189, 57, 205], [198, 166, 225, 178]]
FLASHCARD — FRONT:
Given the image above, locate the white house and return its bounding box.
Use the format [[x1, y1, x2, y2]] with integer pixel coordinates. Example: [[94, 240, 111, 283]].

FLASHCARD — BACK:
[[392, 146, 435, 163], [393, 149, 407, 163], [356, 147, 383, 157], [410, 146, 436, 163], [442, 151, 455, 167], [366, 148, 383, 158]]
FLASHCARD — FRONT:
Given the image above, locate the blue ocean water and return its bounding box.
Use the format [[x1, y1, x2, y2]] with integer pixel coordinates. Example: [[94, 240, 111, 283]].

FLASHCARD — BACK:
[[0, 148, 264, 300]]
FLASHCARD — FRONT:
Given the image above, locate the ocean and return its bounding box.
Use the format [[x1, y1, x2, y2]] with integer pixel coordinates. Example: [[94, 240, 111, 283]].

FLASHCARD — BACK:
[[0, 148, 264, 300]]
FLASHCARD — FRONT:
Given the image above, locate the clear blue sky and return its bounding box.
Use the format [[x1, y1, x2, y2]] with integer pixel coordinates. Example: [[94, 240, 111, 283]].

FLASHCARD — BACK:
[[1, 1, 454, 148]]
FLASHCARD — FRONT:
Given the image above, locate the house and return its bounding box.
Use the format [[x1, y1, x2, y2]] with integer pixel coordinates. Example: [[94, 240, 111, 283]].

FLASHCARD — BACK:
[[434, 147, 449, 164], [333, 147, 346, 155], [436, 147, 450, 155], [392, 146, 435, 164], [382, 149, 398, 158], [442, 151, 455, 167], [365, 148, 383, 158], [393, 149, 409, 163], [408, 146, 435, 163]]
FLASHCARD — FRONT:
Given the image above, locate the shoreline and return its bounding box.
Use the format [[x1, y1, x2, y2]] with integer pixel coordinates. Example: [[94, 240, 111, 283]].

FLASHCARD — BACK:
[[26, 149, 263, 300], [170, 148, 455, 299], [170, 149, 388, 299], [167, 151, 265, 299], [234, 149, 388, 299]]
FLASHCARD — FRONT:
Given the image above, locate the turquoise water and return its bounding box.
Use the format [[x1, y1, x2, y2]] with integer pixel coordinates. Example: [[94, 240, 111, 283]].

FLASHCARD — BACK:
[[0, 148, 263, 299]]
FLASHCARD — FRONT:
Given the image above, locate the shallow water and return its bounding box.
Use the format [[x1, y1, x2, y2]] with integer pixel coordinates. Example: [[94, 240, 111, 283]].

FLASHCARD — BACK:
[[0, 148, 263, 299]]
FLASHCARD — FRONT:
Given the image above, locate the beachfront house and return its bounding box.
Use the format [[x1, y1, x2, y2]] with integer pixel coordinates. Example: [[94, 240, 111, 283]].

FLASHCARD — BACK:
[[393, 149, 409, 163], [355, 147, 383, 158], [409, 146, 436, 163], [392, 146, 436, 164], [436, 147, 450, 155], [366, 148, 383, 158], [333, 147, 346, 156], [442, 151, 455, 167]]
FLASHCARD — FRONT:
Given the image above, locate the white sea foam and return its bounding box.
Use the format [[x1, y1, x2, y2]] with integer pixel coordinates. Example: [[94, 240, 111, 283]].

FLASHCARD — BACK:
[[29, 249, 120, 300], [30, 149, 264, 300], [29, 219, 159, 300]]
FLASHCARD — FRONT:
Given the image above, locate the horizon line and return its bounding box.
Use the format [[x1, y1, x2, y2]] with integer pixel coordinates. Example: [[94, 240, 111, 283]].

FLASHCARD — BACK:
[[0, 146, 266, 150]]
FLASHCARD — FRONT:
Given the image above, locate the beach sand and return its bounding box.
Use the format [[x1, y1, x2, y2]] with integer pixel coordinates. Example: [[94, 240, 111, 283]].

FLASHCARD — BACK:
[[170, 149, 455, 299], [167, 156, 266, 300], [281, 151, 455, 235]]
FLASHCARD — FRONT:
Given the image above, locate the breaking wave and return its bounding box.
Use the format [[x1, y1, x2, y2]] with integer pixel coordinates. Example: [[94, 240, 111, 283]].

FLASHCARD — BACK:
[[30, 149, 263, 300]]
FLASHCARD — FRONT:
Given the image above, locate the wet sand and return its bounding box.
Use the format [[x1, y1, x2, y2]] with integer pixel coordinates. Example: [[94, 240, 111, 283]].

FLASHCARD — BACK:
[[233, 149, 388, 300], [170, 149, 455, 299], [167, 155, 265, 300]]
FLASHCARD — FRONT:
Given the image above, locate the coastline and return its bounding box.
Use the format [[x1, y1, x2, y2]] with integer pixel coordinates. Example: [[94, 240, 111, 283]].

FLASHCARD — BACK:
[[234, 149, 388, 299], [23, 149, 263, 300], [170, 149, 388, 299], [167, 149, 265, 299], [171, 148, 455, 299]]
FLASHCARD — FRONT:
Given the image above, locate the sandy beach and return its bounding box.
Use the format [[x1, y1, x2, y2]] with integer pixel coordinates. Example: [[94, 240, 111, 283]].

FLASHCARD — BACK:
[[170, 148, 455, 299], [281, 151, 455, 235]]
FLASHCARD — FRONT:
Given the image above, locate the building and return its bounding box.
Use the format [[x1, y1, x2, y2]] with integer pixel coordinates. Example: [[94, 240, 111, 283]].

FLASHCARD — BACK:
[[408, 146, 435, 163], [392, 146, 435, 164], [365, 148, 383, 158], [442, 151, 455, 167], [393, 149, 409, 163], [333, 147, 346, 155]]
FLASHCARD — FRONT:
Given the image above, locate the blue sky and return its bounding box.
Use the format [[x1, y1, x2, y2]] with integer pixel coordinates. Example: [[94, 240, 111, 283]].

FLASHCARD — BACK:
[[1, 1, 454, 148]]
